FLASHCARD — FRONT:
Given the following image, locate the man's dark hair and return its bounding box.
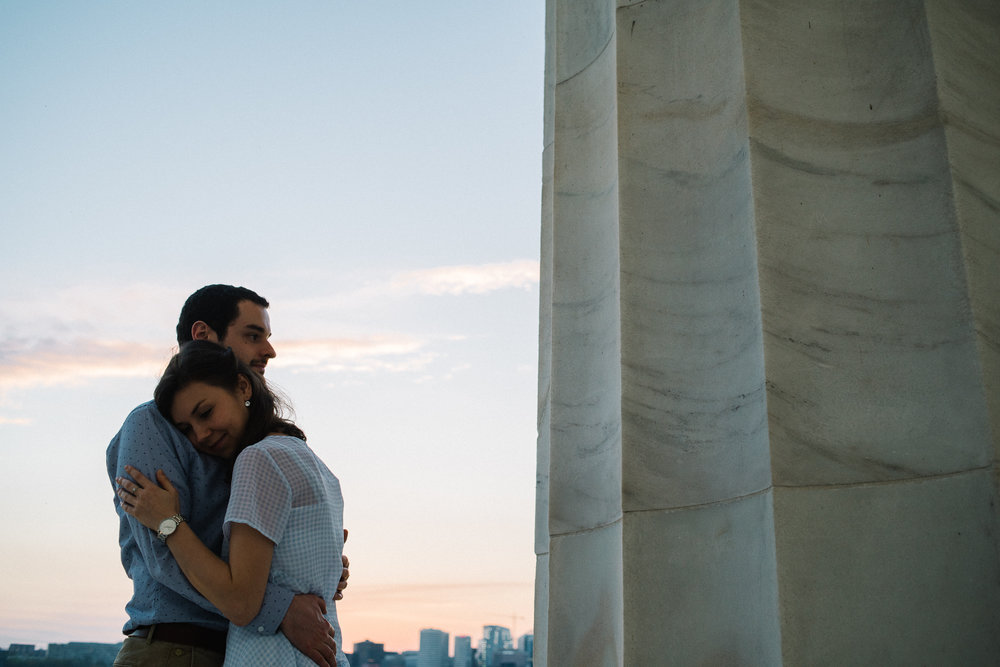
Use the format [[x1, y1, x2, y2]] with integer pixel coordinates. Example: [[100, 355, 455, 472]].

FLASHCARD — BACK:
[[175, 284, 269, 345]]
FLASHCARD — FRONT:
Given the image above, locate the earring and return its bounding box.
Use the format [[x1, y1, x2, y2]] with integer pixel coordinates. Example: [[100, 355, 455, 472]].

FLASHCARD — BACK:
[[245, 400, 251, 407]]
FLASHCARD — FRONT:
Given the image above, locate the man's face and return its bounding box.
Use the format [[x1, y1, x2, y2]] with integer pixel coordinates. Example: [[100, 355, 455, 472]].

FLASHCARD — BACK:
[[217, 300, 276, 376]]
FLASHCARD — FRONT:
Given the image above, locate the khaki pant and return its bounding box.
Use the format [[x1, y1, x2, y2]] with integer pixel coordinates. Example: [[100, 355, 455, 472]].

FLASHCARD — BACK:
[[113, 636, 224, 667]]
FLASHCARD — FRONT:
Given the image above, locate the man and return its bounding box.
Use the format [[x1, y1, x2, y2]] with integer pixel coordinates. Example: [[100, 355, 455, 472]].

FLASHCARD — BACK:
[[108, 284, 348, 667]]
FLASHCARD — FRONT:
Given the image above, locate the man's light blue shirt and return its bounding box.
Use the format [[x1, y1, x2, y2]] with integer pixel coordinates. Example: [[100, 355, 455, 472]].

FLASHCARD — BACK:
[[106, 401, 294, 635]]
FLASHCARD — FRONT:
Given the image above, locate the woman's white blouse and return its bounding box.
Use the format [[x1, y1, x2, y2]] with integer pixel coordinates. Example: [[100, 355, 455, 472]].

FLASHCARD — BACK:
[[223, 434, 348, 667]]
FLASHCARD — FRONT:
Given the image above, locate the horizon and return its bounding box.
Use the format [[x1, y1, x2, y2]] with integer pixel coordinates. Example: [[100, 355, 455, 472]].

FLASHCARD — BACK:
[[1, 621, 535, 655]]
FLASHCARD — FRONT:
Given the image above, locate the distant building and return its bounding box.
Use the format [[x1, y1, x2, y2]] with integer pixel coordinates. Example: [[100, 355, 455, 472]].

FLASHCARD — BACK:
[[417, 628, 449, 667], [491, 649, 527, 667], [7, 643, 46, 660], [516, 634, 533, 666], [7, 644, 38, 656], [350, 639, 386, 666], [477, 626, 512, 667], [381, 653, 407, 667], [46, 641, 123, 664], [454, 635, 473, 667]]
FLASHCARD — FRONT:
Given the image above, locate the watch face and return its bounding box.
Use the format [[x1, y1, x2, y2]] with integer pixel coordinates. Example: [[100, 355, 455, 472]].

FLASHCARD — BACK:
[[158, 518, 177, 535]]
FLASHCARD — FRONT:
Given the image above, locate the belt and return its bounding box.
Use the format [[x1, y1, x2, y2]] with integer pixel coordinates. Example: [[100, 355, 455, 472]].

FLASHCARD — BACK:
[[130, 623, 227, 654]]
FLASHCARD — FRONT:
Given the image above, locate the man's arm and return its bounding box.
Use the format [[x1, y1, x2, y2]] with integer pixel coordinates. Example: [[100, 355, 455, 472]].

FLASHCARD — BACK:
[[109, 404, 296, 633], [109, 404, 228, 617]]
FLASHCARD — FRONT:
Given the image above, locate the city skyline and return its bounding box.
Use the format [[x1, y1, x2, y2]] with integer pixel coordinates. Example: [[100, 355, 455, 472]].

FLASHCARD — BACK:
[[1, 624, 534, 660]]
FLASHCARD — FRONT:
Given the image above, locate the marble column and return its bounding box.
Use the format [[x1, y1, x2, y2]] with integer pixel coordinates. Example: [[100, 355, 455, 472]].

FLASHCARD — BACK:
[[542, 0, 624, 664], [537, 0, 1000, 664], [924, 0, 1000, 491], [533, 0, 555, 661], [743, 0, 1000, 661], [617, 0, 781, 664]]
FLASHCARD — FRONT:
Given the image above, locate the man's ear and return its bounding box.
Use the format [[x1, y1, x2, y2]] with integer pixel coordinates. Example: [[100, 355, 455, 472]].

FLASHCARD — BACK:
[[191, 321, 219, 342]]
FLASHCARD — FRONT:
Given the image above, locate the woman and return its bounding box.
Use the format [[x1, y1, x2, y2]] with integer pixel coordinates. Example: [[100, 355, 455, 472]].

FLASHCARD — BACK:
[[116, 341, 349, 667]]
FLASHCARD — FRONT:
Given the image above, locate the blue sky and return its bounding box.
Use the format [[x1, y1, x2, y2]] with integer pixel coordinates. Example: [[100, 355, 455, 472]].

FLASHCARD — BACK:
[[0, 1, 543, 652]]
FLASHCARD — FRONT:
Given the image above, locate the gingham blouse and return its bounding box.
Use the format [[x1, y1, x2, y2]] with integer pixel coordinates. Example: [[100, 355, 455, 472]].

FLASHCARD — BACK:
[[222, 435, 348, 666]]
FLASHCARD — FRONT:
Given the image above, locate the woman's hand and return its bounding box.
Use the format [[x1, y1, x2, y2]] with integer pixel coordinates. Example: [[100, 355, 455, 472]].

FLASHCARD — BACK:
[[116, 465, 181, 531]]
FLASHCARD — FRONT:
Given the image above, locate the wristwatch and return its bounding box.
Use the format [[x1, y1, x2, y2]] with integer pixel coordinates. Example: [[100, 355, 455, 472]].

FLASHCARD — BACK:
[[157, 514, 186, 543]]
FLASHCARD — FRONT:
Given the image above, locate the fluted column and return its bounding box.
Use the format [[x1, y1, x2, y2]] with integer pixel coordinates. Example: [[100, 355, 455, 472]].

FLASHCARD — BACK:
[[536, 1, 999, 664], [532, 0, 556, 662], [545, 0, 623, 664], [742, 0, 1000, 662], [617, 0, 781, 663], [924, 0, 1000, 492]]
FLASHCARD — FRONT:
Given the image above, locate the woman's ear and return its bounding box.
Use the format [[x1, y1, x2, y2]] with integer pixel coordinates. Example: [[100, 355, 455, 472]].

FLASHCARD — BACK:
[[191, 321, 219, 342], [237, 374, 252, 402]]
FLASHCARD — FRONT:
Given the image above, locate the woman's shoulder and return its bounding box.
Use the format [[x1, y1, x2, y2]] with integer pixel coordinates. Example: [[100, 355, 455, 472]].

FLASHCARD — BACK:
[[263, 433, 307, 447], [234, 435, 323, 490], [240, 434, 307, 457]]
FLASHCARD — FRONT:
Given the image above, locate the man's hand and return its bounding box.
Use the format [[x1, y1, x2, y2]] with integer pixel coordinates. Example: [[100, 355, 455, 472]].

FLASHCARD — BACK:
[[335, 529, 350, 601], [281, 594, 337, 667]]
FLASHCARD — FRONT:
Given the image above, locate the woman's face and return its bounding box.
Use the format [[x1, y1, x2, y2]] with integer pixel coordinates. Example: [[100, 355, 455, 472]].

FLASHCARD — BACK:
[[170, 378, 251, 459]]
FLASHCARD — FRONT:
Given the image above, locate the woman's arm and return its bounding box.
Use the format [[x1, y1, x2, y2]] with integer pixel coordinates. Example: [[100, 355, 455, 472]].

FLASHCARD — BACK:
[[117, 465, 274, 626]]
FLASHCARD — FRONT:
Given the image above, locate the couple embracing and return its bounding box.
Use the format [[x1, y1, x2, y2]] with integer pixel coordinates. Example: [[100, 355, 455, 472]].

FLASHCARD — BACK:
[[107, 284, 350, 666]]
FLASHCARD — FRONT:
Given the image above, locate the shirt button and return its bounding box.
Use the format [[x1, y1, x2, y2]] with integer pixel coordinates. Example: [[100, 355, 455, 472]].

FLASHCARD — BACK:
[[258, 626, 265, 633], [174, 648, 184, 656]]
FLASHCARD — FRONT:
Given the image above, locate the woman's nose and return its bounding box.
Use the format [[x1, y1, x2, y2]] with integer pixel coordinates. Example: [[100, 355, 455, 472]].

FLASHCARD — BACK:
[[193, 424, 211, 444]]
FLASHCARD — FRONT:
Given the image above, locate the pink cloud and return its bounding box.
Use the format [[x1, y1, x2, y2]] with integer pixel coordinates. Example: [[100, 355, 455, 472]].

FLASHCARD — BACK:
[[0, 338, 170, 391], [274, 336, 435, 374], [0, 334, 439, 394], [390, 260, 539, 296]]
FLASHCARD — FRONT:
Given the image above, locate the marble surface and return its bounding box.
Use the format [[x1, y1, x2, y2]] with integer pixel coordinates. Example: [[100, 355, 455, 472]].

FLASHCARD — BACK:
[[532, 552, 549, 667], [742, 1, 1000, 663], [545, 0, 624, 663], [536, 1, 1000, 664], [925, 0, 1000, 484], [614, 3, 781, 662], [617, 0, 772, 511], [547, 524, 623, 665], [548, 0, 622, 537], [623, 492, 781, 665], [774, 470, 1000, 663], [533, 0, 555, 654], [744, 0, 993, 486]]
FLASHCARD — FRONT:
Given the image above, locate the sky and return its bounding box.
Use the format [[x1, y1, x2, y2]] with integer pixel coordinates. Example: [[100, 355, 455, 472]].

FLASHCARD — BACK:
[[0, 1, 543, 654]]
